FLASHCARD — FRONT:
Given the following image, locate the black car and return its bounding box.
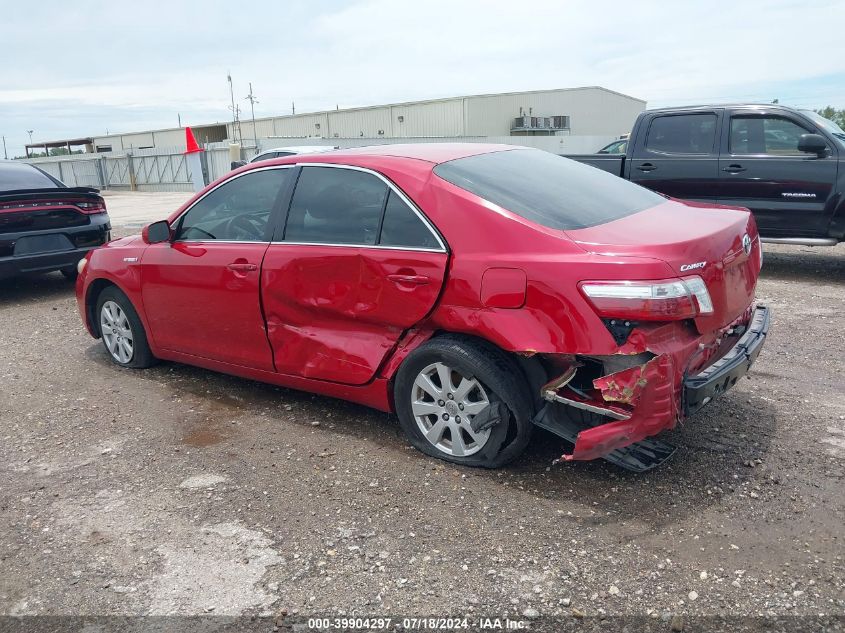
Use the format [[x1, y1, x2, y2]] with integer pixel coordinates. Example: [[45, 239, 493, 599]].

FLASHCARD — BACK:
[[566, 104, 845, 246], [0, 161, 111, 280]]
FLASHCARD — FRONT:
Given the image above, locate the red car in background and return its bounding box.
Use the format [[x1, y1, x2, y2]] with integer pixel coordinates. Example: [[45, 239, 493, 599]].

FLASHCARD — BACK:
[[75, 144, 768, 471]]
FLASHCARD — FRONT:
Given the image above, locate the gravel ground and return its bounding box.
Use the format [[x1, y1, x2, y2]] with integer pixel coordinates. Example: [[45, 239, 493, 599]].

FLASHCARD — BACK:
[[0, 214, 843, 626]]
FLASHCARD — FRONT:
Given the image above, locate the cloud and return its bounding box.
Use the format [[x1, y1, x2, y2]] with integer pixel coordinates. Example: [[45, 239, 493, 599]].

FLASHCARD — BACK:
[[2, 0, 844, 156]]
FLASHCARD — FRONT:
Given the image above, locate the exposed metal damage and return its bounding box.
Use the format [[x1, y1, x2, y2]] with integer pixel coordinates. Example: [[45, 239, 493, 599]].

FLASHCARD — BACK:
[[534, 351, 679, 471], [531, 304, 770, 472]]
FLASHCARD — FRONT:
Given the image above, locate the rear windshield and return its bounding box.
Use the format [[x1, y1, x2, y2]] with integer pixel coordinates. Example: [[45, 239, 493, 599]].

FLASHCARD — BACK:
[[433, 149, 665, 230], [0, 163, 61, 192]]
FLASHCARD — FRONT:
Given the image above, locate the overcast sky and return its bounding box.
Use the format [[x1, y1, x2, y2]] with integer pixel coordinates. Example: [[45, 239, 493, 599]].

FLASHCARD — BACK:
[[2, 0, 844, 156]]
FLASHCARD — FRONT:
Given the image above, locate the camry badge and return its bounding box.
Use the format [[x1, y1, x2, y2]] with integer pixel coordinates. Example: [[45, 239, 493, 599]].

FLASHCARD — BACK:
[[742, 234, 752, 256], [680, 261, 706, 272]]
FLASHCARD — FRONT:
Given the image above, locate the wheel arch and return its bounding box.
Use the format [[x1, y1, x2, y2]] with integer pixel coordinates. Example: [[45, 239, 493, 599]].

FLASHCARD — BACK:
[[381, 328, 548, 413], [85, 278, 119, 338]]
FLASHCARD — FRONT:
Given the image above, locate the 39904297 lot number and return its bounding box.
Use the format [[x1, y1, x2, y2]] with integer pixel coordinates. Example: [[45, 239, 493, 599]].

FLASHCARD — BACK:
[[307, 617, 474, 629]]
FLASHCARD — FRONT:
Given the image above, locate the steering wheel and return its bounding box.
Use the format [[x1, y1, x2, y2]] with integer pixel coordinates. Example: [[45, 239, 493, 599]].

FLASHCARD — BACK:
[[228, 214, 263, 240], [182, 226, 215, 239]]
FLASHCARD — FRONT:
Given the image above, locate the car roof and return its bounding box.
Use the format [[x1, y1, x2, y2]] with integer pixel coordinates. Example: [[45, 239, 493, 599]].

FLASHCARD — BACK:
[[647, 103, 802, 114], [259, 146, 338, 154], [278, 143, 521, 165]]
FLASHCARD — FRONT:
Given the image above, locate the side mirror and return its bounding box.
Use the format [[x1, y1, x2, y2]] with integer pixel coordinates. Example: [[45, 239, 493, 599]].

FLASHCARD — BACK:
[[798, 133, 828, 156], [142, 220, 172, 244]]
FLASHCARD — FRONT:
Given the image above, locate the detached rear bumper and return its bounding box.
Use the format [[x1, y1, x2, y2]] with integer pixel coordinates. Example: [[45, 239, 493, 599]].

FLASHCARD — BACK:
[[536, 305, 771, 466], [684, 305, 770, 415]]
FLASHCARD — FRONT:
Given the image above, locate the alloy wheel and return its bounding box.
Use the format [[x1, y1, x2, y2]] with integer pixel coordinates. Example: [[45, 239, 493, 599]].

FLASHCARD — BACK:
[[100, 300, 134, 364], [411, 362, 491, 457]]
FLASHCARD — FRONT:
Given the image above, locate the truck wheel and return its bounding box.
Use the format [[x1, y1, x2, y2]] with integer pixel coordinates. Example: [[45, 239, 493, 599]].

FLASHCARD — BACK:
[[60, 266, 78, 281], [95, 286, 157, 369], [393, 335, 533, 468]]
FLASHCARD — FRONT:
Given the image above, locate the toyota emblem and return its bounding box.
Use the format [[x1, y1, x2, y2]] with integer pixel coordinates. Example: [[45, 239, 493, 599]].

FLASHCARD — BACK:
[[742, 234, 752, 256]]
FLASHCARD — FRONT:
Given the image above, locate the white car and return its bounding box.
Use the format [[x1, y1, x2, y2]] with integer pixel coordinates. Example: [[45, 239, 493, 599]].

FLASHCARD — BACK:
[[249, 145, 339, 163]]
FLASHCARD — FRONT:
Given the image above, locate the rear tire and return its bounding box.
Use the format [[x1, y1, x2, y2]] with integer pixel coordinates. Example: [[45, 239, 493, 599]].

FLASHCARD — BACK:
[[393, 335, 533, 468], [95, 286, 157, 369], [60, 266, 78, 281]]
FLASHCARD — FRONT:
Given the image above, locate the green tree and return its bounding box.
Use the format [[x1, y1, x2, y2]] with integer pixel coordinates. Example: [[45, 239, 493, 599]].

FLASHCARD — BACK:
[[815, 106, 845, 128]]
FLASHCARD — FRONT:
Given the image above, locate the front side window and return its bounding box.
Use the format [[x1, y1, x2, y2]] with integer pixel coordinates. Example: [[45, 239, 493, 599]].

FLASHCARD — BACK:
[[176, 168, 289, 241], [730, 116, 815, 155], [645, 114, 717, 154], [284, 167, 388, 245], [433, 149, 665, 231]]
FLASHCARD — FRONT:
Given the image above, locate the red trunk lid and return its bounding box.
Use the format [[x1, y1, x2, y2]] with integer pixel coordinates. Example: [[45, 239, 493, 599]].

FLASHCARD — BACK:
[[566, 199, 761, 332]]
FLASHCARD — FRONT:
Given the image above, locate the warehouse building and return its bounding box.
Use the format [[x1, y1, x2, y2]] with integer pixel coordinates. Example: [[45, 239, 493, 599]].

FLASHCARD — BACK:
[[28, 86, 643, 156]]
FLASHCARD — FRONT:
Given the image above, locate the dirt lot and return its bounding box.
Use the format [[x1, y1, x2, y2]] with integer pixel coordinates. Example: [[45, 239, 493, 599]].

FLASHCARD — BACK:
[[0, 200, 843, 625]]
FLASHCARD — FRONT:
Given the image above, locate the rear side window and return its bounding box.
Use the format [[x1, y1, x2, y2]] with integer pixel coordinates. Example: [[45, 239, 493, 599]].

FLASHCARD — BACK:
[[0, 163, 61, 192], [379, 190, 440, 249], [645, 114, 717, 154], [433, 149, 665, 231], [285, 167, 387, 245]]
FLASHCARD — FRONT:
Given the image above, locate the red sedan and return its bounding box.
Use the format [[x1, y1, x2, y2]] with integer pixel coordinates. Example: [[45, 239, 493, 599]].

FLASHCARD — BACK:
[[76, 144, 769, 471]]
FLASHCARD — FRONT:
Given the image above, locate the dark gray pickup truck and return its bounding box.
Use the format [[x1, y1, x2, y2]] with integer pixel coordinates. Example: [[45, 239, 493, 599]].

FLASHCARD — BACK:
[[567, 104, 845, 246]]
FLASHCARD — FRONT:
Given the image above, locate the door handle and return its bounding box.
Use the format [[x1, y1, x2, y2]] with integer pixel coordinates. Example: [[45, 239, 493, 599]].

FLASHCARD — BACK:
[[226, 262, 258, 272], [387, 274, 430, 286], [722, 164, 747, 173], [636, 163, 656, 172]]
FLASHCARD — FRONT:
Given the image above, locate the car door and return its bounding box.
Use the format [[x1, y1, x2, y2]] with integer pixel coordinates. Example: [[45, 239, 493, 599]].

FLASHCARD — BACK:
[[261, 164, 448, 385], [628, 111, 721, 202], [140, 166, 293, 370], [717, 109, 839, 237]]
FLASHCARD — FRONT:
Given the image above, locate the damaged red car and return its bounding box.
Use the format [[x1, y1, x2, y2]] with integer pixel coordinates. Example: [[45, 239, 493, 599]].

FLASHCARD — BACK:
[[75, 144, 769, 471]]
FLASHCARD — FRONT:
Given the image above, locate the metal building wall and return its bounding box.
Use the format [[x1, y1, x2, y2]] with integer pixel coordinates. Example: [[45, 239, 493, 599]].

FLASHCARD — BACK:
[[464, 87, 645, 137], [231, 113, 331, 140], [389, 99, 465, 137], [114, 132, 155, 149], [231, 98, 466, 142], [326, 108, 393, 138], [80, 88, 643, 154]]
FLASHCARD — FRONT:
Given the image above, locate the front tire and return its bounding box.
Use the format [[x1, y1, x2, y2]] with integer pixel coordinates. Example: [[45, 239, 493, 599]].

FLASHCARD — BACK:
[[393, 335, 533, 468], [95, 286, 157, 368]]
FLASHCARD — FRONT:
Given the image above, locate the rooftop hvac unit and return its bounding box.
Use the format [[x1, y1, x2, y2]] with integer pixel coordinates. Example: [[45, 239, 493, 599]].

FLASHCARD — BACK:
[[513, 116, 531, 129], [531, 117, 548, 129], [552, 115, 570, 129]]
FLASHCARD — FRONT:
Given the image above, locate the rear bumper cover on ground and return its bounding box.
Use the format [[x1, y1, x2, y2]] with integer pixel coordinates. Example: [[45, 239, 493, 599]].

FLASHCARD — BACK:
[[683, 305, 770, 416]]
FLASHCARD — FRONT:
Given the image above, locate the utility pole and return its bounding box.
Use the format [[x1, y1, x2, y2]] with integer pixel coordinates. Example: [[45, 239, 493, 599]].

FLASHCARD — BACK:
[[227, 73, 242, 144], [2, 136, 7, 160], [178, 113, 182, 128], [26, 130, 33, 144], [245, 83, 259, 155], [292, 101, 295, 115]]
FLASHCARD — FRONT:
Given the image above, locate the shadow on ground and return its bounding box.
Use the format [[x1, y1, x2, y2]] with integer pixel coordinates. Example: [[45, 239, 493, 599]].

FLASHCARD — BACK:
[[0, 272, 76, 305], [83, 340, 778, 530], [760, 247, 845, 284]]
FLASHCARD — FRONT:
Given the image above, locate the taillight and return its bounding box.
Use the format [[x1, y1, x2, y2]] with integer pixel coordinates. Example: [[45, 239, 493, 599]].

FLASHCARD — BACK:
[[579, 276, 713, 321], [75, 200, 107, 214]]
